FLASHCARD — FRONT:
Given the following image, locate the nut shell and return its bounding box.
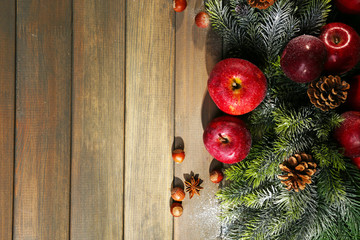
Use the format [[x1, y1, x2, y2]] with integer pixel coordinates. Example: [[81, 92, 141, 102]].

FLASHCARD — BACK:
[[210, 169, 224, 183], [170, 202, 183, 217], [172, 149, 185, 163], [171, 187, 185, 201]]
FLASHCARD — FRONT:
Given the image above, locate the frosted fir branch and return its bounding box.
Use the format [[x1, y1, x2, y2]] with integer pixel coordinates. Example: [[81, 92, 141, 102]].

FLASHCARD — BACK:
[[206, 0, 243, 47], [296, 0, 332, 35], [312, 143, 346, 170], [273, 106, 316, 138], [316, 167, 346, 204], [258, 0, 300, 61]]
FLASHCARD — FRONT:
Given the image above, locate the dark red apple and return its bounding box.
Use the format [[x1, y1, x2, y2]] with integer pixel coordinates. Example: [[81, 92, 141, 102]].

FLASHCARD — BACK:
[[203, 116, 251, 164], [319, 22, 360, 74], [207, 58, 267, 115], [334, 111, 360, 157], [352, 157, 360, 170], [335, 0, 360, 14], [346, 75, 360, 111], [281, 35, 327, 83]]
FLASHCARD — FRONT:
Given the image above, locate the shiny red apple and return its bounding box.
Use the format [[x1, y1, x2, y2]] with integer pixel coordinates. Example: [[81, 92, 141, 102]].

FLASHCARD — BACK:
[[334, 111, 360, 157], [346, 75, 360, 111], [319, 22, 360, 74], [335, 0, 360, 14], [207, 58, 267, 115], [203, 116, 251, 164], [352, 157, 360, 169], [281, 35, 327, 83]]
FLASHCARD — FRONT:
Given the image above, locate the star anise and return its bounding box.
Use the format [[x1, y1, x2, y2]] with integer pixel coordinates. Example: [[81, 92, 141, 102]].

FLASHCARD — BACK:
[[184, 176, 203, 199]]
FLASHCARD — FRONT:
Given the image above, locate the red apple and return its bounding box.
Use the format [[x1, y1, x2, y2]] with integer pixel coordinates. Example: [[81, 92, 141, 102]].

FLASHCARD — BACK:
[[203, 116, 251, 164], [335, 0, 360, 14], [346, 75, 360, 111], [319, 22, 360, 74], [352, 157, 360, 169], [334, 111, 360, 157], [281, 35, 327, 83], [207, 58, 267, 115]]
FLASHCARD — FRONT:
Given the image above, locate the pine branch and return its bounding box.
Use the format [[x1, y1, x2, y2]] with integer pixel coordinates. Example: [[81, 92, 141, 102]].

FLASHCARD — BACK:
[[313, 110, 343, 141], [206, 0, 243, 48], [258, 0, 300, 61], [296, 0, 332, 35], [229, 0, 264, 60], [273, 106, 316, 138], [316, 167, 346, 204], [312, 143, 347, 170], [273, 133, 315, 160]]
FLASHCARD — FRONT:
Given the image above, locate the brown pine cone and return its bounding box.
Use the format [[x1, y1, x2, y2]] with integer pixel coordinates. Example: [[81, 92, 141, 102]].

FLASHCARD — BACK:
[[247, 0, 275, 9], [307, 75, 350, 111], [278, 153, 317, 192]]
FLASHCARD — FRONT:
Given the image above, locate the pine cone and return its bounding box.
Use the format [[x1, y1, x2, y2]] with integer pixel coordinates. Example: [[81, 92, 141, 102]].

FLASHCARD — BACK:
[[278, 153, 317, 192], [307, 75, 350, 111], [247, 0, 275, 9]]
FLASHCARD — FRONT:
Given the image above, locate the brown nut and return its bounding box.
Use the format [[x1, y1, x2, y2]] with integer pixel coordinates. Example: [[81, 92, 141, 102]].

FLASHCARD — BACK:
[[171, 187, 185, 201], [172, 149, 185, 163], [210, 169, 224, 183], [170, 202, 183, 217]]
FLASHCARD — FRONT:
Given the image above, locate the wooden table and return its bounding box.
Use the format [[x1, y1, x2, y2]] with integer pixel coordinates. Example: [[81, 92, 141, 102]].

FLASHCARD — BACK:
[[0, 0, 222, 239]]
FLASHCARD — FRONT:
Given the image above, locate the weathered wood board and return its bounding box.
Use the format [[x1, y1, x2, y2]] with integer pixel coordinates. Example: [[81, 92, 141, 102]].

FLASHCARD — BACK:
[[14, 0, 72, 239], [124, 1, 175, 239], [71, 0, 126, 239], [0, 1, 15, 239]]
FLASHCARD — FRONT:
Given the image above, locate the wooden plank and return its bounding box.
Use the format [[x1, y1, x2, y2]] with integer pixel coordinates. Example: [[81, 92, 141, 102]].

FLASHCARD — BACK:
[[71, 0, 125, 239], [124, 1, 175, 239], [13, 0, 72, 239], [174, 1, 223, 239], [0, 1, 15, 240]]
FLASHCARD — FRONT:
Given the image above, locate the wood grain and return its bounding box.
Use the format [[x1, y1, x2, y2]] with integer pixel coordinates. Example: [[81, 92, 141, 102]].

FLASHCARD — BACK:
[[0, 1, 15, 240], [14, 0, 72, 239], [124, 1, 175, 239], [174, 1, 223, 239], [71, 0, 125, 239]]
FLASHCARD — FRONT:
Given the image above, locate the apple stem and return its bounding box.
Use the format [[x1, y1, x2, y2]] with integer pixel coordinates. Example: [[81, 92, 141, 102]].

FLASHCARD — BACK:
[[232, 80, 241, 90], [218, 134, 229, 144]]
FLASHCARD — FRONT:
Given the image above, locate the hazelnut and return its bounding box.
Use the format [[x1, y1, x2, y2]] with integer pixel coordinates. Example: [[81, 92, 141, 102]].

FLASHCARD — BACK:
[[210, 169, 224, 183], [170, 202, 183, 217], [171, 187, 185, 201], [172, 149, 185, 163]]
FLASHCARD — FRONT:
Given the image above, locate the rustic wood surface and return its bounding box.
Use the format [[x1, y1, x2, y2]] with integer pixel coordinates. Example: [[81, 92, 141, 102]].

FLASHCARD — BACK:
[[0, 1, 15, 240], [14, 0, 72, 239], [174, 1, 222, 239], [0, 0, 222, 239], [71, 0, 125, 239], [124, 1, 175, 239]]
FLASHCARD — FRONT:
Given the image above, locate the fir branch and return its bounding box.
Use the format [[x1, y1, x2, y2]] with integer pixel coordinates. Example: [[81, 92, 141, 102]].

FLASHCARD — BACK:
[[274, 186, 317, 221], [206, 0, 243, 48], [258, 0, 300, 61], [273, 134, 315, 160], [296, 0, 332, 35], [313, 110, 343, 141], [312, 143, 347, 170], [273, 106, 316, 138], [316, 167, 346, 204], [229, 0, 264, 60], [249, 93, 277, 139]]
